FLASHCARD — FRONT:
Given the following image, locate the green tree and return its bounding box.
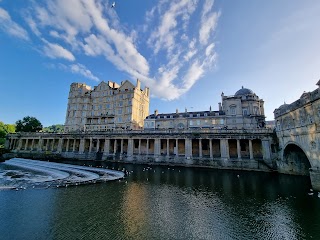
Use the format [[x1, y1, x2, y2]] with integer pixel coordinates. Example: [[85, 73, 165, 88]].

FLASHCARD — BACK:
[[15, 116, 43, 132], [43, 124, 64, 133], [0, 121, 15, 148]]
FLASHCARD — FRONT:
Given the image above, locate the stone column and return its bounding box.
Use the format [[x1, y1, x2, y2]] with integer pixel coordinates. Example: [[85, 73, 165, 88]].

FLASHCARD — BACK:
[[209, 139, 213, 159], [104, 139, 110, 155], [185, 138, 192, 158], [262, 139, 271, 160], [31, 139, 35, 151], [167, 139, 170, 156], [72, 139, 76, 152], [89, 138, 93, 152], [237, 139, 241, 159], [25, 139, 28, 151], [220, 139, 229, 159], [121, 139, 124, 154], [138, 139, 141, 155], [8, 139, 12, 150], [146, 139, 149, 155], [114, 139, 117, 155], [127, 139, 133, 157], [57, 138, 63, 153], [154, 139, 161, 156], [38, 137, 43, 151], [96, 139, 100, 152], [175, 139, 179, 155], [79, 138, 85, 153], [199, 139, 202, 158], [66, 139, 70, 152], [18, 138, 23, 150], [249, 139, 253, 159]]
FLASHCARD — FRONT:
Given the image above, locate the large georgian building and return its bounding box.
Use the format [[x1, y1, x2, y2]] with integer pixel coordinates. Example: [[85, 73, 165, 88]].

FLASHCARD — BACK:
[[64, 79, 149, 132], [144, 87, 266, 130]]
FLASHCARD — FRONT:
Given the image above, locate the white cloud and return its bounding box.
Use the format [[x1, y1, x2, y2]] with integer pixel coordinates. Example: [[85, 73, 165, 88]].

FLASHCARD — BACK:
[[3, 0, 219, 101], [0, 7, 29, 40], [199, 9, 220, 45], [42, 40, 75, 61], [147, 0, 194, 54], [25, 16, 41, 37], [70, 63, 100, 82]]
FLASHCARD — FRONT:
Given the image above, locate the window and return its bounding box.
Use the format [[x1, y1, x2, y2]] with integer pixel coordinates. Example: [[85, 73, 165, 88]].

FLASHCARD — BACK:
[[119, 101, 123, 107], [190, 120, 194, 126], [197, 113, 200, 117], [197, 120, 201, 125], [204, 113, 207, 117], [118, 109, 122, 114], [230, 106, 236, 115], [243, 108, 248, 116], [118, 117, 122, 122]]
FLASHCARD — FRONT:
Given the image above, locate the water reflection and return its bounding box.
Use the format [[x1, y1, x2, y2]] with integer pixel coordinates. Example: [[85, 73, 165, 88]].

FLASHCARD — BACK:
[[1, 161, 320, 239]]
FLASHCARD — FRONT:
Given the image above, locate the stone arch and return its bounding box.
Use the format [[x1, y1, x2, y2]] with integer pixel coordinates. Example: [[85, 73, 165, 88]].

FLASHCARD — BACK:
[[283, 142, 311, 175]]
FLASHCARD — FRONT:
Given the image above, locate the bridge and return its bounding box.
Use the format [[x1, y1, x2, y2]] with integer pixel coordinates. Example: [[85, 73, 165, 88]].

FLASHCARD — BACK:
[[274, 81, 320, 191]]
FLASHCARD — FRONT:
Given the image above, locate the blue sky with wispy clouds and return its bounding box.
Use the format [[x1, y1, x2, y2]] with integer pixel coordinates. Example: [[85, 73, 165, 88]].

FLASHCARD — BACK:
[[0, 0, 320, 126]]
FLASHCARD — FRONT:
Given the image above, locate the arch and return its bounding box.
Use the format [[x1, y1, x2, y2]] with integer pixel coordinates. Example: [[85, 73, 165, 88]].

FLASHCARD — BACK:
[[283, 143, 311, 176]]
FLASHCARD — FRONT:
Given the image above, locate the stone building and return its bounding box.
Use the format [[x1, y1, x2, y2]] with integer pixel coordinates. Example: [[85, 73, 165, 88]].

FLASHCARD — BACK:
[[64, 79, 149, 132], [274, 81, 320, 190], [144, 86, 266, 130]]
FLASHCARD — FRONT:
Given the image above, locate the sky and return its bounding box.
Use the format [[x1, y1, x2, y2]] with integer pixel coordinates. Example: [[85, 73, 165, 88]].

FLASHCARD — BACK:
[[1, 0, 320, 127]]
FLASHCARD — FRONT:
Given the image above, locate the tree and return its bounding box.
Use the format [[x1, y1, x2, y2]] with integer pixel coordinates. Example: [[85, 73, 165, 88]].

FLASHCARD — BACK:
[[15, 116, 43, 132], [42, 124, 64, 133], [0, 121, 15, 148]]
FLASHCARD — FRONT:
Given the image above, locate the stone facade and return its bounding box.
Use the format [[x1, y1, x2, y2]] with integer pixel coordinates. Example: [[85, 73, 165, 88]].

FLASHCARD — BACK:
[[145, 86, 266, 130], [64, 79, 149, 132], [6, 128, 273, 170], [274, 81, 320, 190]]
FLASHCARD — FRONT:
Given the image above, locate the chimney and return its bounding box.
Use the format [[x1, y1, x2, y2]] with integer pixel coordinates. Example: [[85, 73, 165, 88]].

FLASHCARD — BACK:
[[218, 102, 222, 111], [176, 109, 179, 114], [145, 87, 149, 96], [185, 108, 187, 113], [136, 79, 141, 90], [154, 110, 158, 116]]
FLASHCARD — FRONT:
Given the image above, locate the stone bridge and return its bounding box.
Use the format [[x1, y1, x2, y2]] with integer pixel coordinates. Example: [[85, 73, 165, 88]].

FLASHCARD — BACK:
[[274, 81, 320, 191]]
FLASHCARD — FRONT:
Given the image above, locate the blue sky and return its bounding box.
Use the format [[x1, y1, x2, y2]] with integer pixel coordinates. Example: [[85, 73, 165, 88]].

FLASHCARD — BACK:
[[1, 0, 320, 127]]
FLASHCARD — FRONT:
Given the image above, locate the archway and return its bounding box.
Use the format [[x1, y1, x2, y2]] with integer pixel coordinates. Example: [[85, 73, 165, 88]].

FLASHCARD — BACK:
[[283, 143, 311, 175]]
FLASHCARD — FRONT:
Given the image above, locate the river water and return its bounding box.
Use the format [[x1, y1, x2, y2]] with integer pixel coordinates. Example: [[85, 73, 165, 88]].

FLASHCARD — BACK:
[[0, 160, 320, 240]]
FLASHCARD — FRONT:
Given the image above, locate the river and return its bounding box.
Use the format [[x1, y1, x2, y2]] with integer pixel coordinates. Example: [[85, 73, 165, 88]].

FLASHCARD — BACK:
[[0, 160, 319, 240]]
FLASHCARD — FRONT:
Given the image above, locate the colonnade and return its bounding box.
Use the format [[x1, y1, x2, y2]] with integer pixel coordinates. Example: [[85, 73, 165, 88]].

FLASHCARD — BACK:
[[7, 135, 272, 161]]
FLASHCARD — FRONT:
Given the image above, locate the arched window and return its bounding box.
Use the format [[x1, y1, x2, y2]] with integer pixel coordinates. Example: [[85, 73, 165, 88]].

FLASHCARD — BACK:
[[229, 105, 236, 115]]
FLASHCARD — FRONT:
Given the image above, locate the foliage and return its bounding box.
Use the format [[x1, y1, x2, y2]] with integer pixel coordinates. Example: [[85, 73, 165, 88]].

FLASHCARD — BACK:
[[43, 124, 64, 133], [15, 116, 43, 132], [0, 121, 15, 148]]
